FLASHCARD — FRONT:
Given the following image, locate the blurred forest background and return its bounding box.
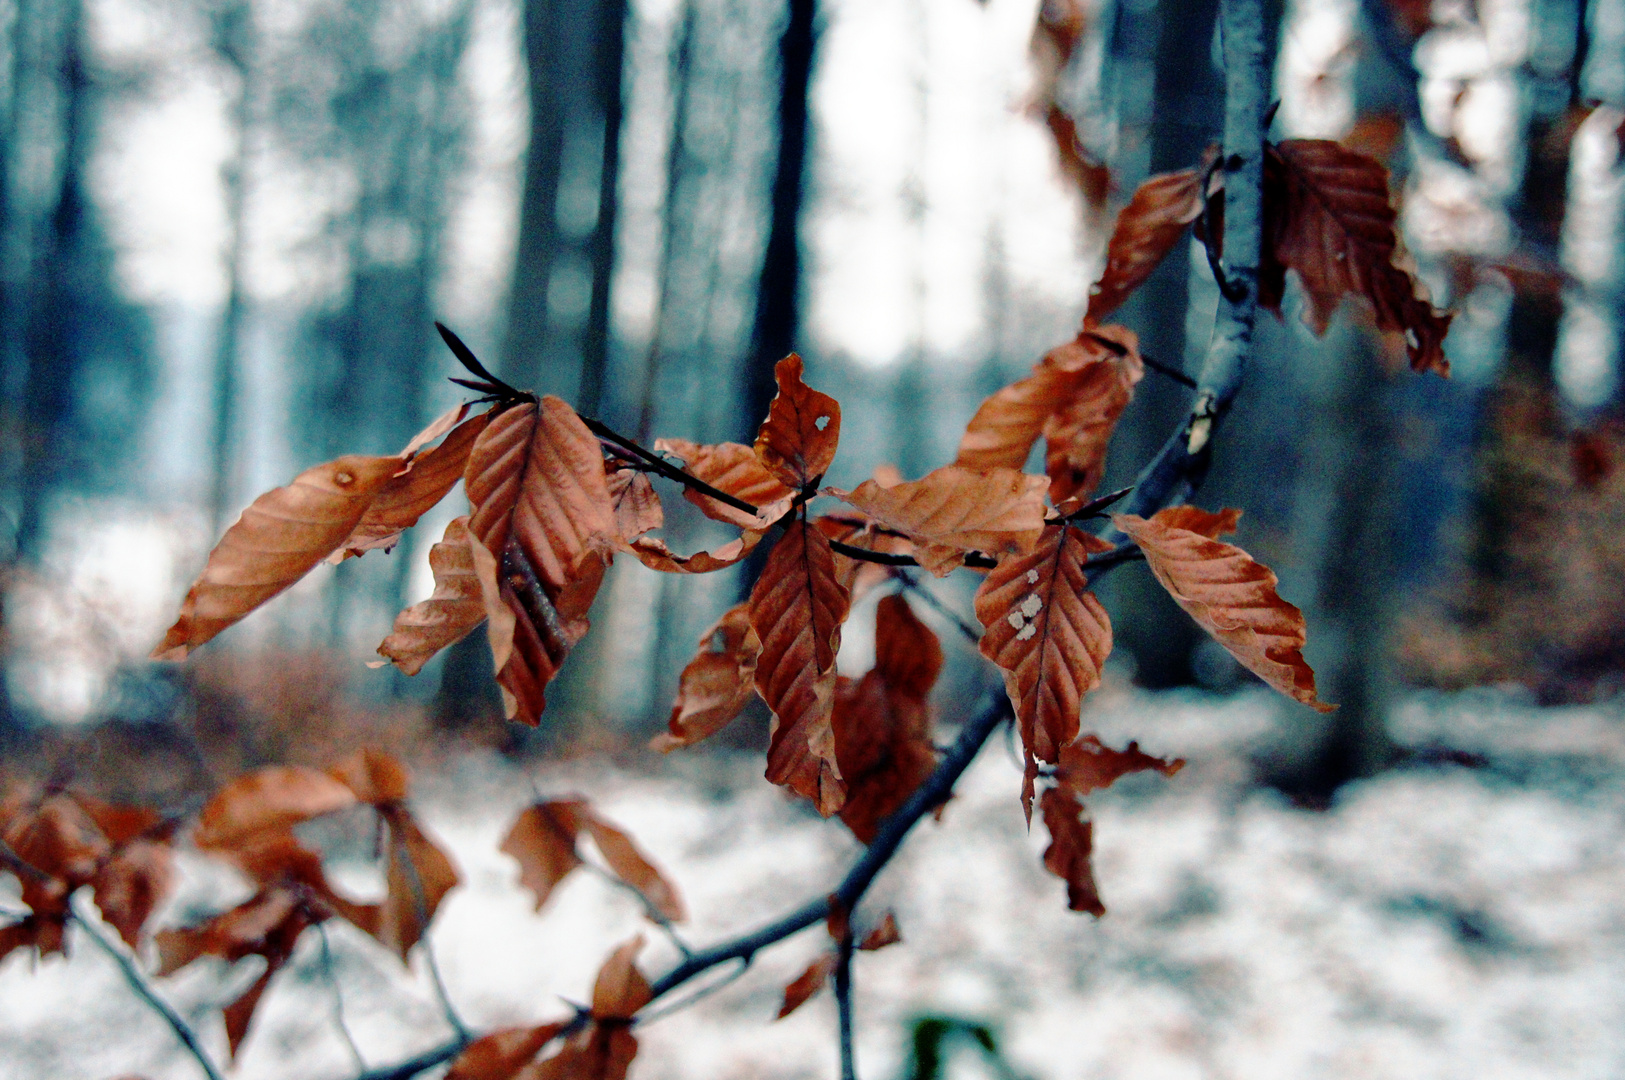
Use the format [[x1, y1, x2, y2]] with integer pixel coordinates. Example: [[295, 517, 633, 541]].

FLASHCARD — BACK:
[[0, 0, 1621, 806]]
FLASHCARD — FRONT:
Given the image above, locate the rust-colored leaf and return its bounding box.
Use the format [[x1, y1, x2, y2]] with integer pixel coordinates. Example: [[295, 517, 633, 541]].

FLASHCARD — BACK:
[[1115, 507, 1334, 712], [446, 1024, 568, 1080], [653, 438, 795, 530], [464, 398, 618, 724], [154, 455, 407, 659], [858, 910, 902, 951], [592, 935, 652, 1020], [1039, 787, 1103, 916], [69, 794, 162, 848], [834, 595, 942, 844], [626, 533, 762, 575], [1055, 735, 1184, 796], [776, 954, 837, 1019], [1044, 105, 1112, 213], [581, 816, 686, 924], [192, 767, 358, 852], [90, 840, 175, 949], [750, 520, 851, 816], [4, 794, 108, 883], [814, 514, 916, 602], [500, 802, 585, 912], [1041, 327, 1145, 503], [753, 355, 842, 489], [370, 805, 460, 960], [327, 749, 411, 806], [522, 940, 648, 1080], [975, 524, 1114, 770], [1262, 139, 1453, 374], [830, 466, 1047, 575], [329, 404, 492, 562], [376, 517, 488, 675], [651, 603, 762, 752], [955, 354, 1084, 473], [605, 468, 663, 543], [1085, 167, 1205, 323]]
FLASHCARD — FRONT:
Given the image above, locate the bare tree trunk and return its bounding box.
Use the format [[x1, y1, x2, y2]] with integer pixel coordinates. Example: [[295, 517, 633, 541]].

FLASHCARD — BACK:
[[577, 0, 627, 419]]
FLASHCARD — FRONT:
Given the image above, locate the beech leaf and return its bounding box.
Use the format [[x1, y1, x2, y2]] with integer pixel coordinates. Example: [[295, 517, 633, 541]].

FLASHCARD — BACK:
[[525, 939, 648, 1080], [776, 954, 837, 1019], [192, 767, 358, 852], [464, 397, 618, 724], [500, 801, 586, 912], [974, 524, 1114, 819], [446, 1024, 569, 1080], [371, 805, 460, 960], [154, 454, 408, 659], [626, 533, 762, 575], [328, 404, 491, 562], [651, 603, 762, 752], [830, 466, 1048, 575], [90, 840, 175, 950], [376, 516, 488, 675], [605, 468, 664, 543], [1056, 735, 1185, 796], [1262, 139, 1452, 375], [580, 815, 687, 924], [1039, 787, 1103, 916], [750, 520, 852, 815], [653, 438, 795, 529], [753, 354, 842, 489], [1041, 326, 1145, 504], [1085, 167, 1205, 323], [1114, 507, 1334, 712], [858, 910, 902, 951]]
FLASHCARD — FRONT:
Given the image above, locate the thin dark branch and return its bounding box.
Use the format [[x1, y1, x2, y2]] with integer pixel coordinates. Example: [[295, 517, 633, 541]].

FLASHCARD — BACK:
[[581, 416, 762, 517], [1140, 353, 1198, 389], [827, 540, 998, 571], [317, 921, 367, 1074], [435, 322, 529, 401], [67, 894, 227, 1080], [889, 570, 981, 644], [633, 956, 749, 1025], [834, 926, 858, 1080], [1062, 485, 1136, 521]]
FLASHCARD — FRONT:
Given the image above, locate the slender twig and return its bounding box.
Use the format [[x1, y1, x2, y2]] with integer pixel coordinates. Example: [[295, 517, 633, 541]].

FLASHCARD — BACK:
[[633, 956, 749, 1025], [889, 570, 980, 644], [1061, 485, 1136, 521], [389, 815, 469, 1045], [1140, 353, 1198, 389], [834, 925, 858, 1080], [317, 921, 367, 1074], [65, 894, 227, 1080], [581, 416, 761, 517]]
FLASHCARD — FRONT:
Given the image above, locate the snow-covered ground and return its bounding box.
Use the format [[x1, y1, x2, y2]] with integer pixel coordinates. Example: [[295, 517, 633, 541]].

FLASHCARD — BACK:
[[5, 685, 1625, 1080]]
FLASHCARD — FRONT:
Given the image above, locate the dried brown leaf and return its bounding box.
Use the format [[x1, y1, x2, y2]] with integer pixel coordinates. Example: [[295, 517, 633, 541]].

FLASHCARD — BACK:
[[591, 935, 652, 1020], [1039, 787, 1103, 916], [605, 468, 663, 543], [370, 806, 460, 960], [1041, 327, 1145, 503], [1055, 735, 1184, 796], [1262, 139, 1453, 374], [376, 517, 488, 675], [192, 767, 358, 852], [329, 404, 491, 561], [447, 1024, 569, 1080], [1085, 168, 1205, 323], [753, 354, 841, 489], [974, 524, 1115, 790], [500, 802, 586, 912], [4, 795, 109, 883], [653, 439, 795, 529], [651, 603, 762, 752], [154, 455, 407, 659], [1115, 507, 1334, 712], [581, 816, 686, 924], [830, 466, 1048, 575], [750, 520, 851, 815], [90, 841, 175, 949], [776, 954, 837, 1019], [465, 398, 618, 724], [626, 533, 762, 575], [858, 911, 902, 951], [873, 593, 943, 702], [327, 748, 411, 805], [1044, 105, 1113, 213]]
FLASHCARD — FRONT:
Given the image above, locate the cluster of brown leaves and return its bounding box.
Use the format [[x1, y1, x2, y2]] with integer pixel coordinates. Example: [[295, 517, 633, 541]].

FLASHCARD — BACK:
[[154, 750, 458, 1057], [0, 789, 176, 962]]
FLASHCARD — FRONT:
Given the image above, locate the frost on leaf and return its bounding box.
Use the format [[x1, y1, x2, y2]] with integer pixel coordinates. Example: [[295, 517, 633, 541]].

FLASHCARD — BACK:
[[154, 454, 407, 659], [463, 397, 619, 724], [654, 438, 795, 529], [974, 524, 1115, 815], [752, 354, 842, 489], [652, 603, 762, 752], [376, 516, 488, 675], [834, 595, 942, 844], [750, 520, 852, 816], [1115, 506, 1333, 712], [1084, 167, 1206, 323], [830, 465, 1048, 575]]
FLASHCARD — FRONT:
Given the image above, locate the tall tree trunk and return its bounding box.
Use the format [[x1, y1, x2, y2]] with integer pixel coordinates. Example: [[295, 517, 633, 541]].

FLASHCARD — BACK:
[[739, 0, 816, 444], [577, 0, 627, 419]]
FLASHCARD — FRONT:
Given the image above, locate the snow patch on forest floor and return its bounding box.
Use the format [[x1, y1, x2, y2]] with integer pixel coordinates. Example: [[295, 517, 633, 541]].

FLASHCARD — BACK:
[[4, 686, 1625, 1080]]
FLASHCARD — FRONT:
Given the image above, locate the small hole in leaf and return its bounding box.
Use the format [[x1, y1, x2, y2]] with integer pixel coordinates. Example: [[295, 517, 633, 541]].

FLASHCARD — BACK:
[[815, 415, 830, 431]]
